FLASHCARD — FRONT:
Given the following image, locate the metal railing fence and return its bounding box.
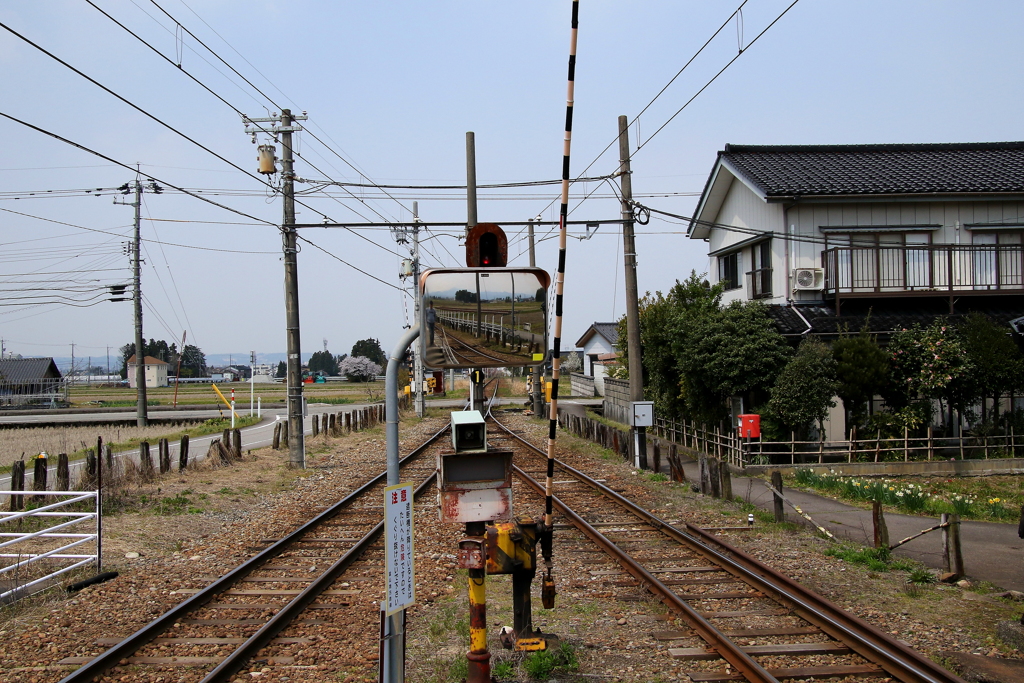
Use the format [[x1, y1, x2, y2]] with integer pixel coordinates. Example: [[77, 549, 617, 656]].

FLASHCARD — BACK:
[[0, 490, 100, 602]]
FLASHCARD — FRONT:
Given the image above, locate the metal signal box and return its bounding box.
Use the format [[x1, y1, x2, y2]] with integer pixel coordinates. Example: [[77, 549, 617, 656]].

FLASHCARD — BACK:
[[451, 410, 487, 453], [439, 412, 513, 524]]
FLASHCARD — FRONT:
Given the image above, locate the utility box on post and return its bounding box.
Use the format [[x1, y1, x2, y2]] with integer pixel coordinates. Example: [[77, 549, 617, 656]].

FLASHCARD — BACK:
[[439, 411, 513, 524], [631, 401, 654, 428], [739, 414, 761, 439]]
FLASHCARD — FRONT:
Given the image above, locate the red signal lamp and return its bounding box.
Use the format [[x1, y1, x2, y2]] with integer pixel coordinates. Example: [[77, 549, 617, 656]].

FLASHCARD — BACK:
[[465, 223, 507, 267]]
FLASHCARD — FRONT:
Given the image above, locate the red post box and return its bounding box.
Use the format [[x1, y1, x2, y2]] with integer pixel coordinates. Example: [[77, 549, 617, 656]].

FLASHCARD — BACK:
[[738, 414, 760, 439]]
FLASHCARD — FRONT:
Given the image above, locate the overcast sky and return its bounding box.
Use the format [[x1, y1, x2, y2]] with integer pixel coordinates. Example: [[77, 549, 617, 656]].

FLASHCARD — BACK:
[[3, 1, 1024, 370]]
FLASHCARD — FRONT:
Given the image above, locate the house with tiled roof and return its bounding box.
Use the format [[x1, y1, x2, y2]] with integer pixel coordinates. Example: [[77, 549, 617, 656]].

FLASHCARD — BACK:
[[127, 355, 169, 388], [688, 142, 1024, 336], [0, 357, 64, 407], [575, 322, 620, 396]]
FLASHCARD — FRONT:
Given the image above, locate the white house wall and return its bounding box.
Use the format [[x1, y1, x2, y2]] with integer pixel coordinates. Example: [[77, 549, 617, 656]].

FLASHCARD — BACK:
[[708, 180, 784, 304], [711, 198, 1024, 304]]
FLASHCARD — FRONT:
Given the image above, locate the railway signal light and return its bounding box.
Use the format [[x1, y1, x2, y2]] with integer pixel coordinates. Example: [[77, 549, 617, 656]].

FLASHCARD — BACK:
[[465, 223, 507, 268]]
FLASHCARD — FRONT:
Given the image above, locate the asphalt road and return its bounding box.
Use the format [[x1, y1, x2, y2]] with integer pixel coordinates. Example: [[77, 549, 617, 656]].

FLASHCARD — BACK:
[[681, 459, 1024, 592], [0, 397, 484, 492]]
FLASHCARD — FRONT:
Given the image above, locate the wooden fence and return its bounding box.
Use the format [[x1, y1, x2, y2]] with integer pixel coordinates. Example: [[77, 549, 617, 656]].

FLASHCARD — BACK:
[[653, 417, 1021, 467]]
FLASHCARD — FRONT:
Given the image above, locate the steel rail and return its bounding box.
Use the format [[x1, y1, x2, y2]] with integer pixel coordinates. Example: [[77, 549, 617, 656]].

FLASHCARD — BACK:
[[511, 462, 776, 683], [203, 469, 438, 683], [495, 418, 966, 683], [59, 422, 451, 683], [684, 525, 968, 683]]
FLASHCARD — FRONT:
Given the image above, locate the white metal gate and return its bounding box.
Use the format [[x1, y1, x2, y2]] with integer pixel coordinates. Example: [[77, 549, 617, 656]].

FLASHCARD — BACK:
[[0, 490, 100, 602]]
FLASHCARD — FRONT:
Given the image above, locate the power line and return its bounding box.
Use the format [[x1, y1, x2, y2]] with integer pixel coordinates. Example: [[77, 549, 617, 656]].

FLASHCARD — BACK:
[[86, 3, 411, 252], [0, 20, 291, 203], [0, 206, 277, 254], [0, 111, 275, 226], [295, 234, 408, 293], [529, 0, 801, 218], [636, 0, 802, 152]]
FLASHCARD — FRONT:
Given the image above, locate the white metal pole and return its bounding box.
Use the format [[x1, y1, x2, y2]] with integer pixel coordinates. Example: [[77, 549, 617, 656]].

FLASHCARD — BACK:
[[231, 400, 236, 428], [258, 397, 262, 418]]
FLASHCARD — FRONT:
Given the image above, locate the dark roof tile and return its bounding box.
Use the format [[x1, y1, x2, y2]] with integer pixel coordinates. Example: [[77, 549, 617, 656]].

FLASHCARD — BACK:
[[721, 142, 1024, 197]]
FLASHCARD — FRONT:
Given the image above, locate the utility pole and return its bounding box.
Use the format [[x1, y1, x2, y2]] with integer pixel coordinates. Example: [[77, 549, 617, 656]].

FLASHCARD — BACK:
[[70, 343, 75, 388], [618, 115, 646, 469], [412, 202, 425, 417], [280, 109, 305, 468], [466, 132, 483, 413], [250, 350, 256, 416], [115, 179, 155, 426], [244, 108, 309, 468], [528, 217, 544, 415]]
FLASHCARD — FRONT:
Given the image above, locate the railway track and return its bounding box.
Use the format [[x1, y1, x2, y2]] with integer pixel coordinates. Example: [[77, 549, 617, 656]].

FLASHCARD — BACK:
[[55, 422, 453, 683], [489, 414, 966, 683], [436, 325, 509, 366]]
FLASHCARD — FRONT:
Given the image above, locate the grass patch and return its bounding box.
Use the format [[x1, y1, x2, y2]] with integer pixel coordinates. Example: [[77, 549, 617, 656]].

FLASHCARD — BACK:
[[789, 467, 1024, 522], [584, 409, 628, 431], [492, 660, 516, 680], [824, 544, 928, 577], [307, 397, 353, 405], [523, 641, 580, 679]]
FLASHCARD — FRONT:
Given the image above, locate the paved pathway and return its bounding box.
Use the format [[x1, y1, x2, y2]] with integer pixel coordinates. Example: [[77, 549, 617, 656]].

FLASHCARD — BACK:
[[677, 458, 1024, 592]]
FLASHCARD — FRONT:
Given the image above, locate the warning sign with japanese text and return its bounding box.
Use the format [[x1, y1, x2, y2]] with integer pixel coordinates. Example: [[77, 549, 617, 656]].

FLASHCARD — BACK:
[[384, 482, 415, 615]]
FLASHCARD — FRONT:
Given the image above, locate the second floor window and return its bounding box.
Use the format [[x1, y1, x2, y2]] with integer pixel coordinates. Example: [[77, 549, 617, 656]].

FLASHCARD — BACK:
[[719, 252, 740, 290]]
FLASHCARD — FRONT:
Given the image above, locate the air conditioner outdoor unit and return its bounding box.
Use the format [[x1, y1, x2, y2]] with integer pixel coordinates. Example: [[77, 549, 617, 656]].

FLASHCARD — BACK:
[[792, 268, 824, 291]]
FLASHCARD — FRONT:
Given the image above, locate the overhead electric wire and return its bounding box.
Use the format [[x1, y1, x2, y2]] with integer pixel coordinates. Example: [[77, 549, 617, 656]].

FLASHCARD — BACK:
[[140, 194, 187, 335], [88, 2, 411, 256], [0, 20, 295, 204], [0, 205, 276, 254], [0, 112, 275, 227], [636, 0, 802, 153], [294, 234, 408, 293], [530, 0, 801, 220]]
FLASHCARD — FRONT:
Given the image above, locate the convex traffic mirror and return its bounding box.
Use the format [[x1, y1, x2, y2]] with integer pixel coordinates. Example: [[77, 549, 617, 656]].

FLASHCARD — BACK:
[[420, 267, 551, 370]]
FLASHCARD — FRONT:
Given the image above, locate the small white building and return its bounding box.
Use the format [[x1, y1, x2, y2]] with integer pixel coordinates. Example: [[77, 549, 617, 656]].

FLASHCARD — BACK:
[[575, 323, 620, 396], [127, 355, 169, 388]]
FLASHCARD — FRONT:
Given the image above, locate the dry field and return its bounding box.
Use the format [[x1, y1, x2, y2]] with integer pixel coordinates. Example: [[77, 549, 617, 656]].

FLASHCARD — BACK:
[[0, 420, 256, 470]]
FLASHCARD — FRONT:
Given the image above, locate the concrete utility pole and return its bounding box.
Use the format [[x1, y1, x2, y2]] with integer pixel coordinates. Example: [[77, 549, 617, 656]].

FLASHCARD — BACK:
[[279, 109, 305, 469], [618, 115, 646, 468], [528, 217, 544, 415], [466, 132, 484, 413], [243, 108, 309, 467], [114, 180, 150, 426], [132, 180, 148, 426], [412, 202, 425, 417]]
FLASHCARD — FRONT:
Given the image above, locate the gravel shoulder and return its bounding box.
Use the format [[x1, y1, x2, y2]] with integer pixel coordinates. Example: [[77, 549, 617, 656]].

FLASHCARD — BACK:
[[1, 411, 1021, 683]]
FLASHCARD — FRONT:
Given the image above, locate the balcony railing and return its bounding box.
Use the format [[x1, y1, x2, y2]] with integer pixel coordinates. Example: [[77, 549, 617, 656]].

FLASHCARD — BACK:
[[747, 267, 773, 299], [823, 244, 1024, 297]]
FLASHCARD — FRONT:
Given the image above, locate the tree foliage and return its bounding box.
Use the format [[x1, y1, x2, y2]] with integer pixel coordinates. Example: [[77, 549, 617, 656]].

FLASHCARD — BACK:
[[765, 336, 838, 439], [678, 300, 792, 423], [887, 321, 973, 415], [119, 339, 204, 378], [959, 312, 1024, 421], [275, 361, 287, 378], [339, 356, 382, 382], [308, 349, 339, 376], [832, 326, 889, 426], [350, 338, 386, 367], [619, 271, 790, 424]]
